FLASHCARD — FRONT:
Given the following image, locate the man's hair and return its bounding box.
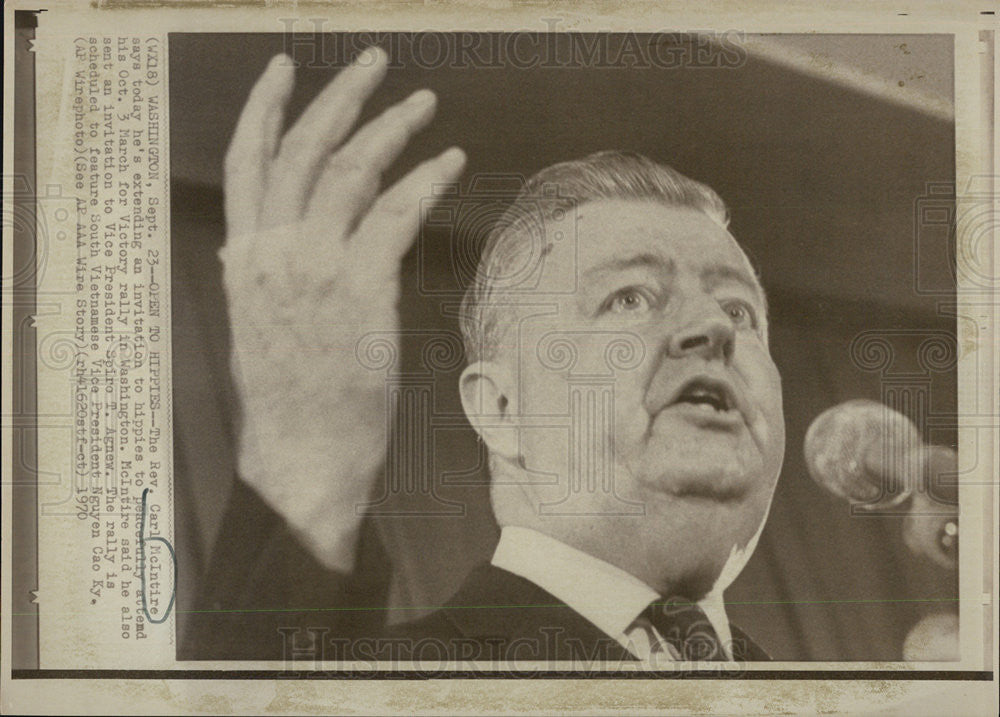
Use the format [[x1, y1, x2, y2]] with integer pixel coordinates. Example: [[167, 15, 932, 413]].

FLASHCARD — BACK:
[[458, 150, 731, 363]]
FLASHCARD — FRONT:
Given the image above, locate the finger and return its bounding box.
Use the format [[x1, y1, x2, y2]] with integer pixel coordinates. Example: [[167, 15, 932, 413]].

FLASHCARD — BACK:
[[305, 88, 438, 232], [349, 147, 466, 276], [263, 46, 389, 227], [224, 54, 295, 239]]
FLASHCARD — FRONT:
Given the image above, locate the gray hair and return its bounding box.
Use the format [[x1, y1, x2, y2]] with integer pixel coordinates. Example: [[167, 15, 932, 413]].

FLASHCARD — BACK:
[[458, 151, 731, 364]]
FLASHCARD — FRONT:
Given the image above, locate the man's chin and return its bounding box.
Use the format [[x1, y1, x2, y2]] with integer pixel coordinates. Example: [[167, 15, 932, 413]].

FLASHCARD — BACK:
[[641, 463, 756, 502], [635, 431, 764, 497]]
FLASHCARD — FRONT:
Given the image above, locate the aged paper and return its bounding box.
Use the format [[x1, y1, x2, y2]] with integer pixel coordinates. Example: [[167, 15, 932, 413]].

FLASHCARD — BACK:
[[2, 1, 997, 714]]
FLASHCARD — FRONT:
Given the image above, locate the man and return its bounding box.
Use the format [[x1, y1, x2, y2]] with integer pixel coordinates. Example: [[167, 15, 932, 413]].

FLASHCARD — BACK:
[[186, 46, 783, 664]]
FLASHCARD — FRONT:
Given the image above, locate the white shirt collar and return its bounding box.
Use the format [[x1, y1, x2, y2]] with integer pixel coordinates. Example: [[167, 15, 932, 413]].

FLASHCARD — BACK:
[[490, 526, 733, 659]]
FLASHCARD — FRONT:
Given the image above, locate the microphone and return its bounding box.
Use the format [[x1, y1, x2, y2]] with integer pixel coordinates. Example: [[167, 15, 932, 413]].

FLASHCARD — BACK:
[[804, 399, 923, 509], [902, 611, 960, 661], [805, 399, 958, 569], [903, 444, 959, 570]]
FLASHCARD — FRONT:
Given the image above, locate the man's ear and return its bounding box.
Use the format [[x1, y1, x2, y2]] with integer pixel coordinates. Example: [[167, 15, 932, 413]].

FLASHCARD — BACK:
[[459, 360, 520, 463]]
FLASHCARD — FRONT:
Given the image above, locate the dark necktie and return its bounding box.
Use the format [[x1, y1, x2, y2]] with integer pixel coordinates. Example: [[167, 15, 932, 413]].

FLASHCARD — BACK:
[[642, 596, 726, 661]]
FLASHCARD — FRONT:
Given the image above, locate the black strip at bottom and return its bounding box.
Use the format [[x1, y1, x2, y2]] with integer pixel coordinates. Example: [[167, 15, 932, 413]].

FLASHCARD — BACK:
[[10, 669, 994, 681]]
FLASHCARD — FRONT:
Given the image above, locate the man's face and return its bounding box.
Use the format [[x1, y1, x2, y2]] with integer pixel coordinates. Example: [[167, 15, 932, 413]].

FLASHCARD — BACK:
[[507, 199, 785, 594]]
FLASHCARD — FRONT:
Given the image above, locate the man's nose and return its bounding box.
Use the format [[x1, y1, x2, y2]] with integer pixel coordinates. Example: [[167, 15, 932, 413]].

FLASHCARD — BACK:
[[665, 304, 735, 362]]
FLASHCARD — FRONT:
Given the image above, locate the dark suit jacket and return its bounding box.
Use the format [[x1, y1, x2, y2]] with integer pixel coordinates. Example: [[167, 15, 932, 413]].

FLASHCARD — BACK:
[[181, 480, 769, 663], [381, 563, 769, 663]]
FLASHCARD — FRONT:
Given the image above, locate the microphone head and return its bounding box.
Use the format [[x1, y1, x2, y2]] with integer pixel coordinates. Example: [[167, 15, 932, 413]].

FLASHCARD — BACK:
[[902, 612, 959, 661], [804, 399, 922, 508]]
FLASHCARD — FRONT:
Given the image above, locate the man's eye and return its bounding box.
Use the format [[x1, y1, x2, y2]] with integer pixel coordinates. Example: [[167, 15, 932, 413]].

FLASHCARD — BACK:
[[722, 299, 757, 328], [604, 288, 652, 314]]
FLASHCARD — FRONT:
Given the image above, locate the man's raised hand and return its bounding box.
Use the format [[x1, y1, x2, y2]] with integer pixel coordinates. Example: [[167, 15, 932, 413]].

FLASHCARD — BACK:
[[219, 47, 465, 571]]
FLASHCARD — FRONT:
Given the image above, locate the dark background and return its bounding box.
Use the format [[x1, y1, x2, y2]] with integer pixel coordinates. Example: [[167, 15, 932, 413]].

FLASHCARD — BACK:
[[169, 33, 957, 660]]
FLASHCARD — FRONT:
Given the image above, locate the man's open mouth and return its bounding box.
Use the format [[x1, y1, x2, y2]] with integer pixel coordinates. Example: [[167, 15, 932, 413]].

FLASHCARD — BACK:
[[670, 377, 738, 414]]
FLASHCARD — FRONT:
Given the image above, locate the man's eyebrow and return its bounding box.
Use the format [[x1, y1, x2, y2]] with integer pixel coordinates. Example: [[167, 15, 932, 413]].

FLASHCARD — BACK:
[[582, 253, 671, 278], [702, 263, 767, 304]]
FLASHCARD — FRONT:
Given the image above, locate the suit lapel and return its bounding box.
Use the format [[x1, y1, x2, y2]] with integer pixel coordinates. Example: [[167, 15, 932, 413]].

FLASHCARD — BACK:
[[729, 622, 772, 661]]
